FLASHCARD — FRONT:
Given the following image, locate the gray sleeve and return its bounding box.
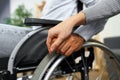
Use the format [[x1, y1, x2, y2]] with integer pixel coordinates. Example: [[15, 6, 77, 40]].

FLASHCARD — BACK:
[[74, 20, 107, 41], [83, 0, 120, 24], [74, 0, 107, 41]]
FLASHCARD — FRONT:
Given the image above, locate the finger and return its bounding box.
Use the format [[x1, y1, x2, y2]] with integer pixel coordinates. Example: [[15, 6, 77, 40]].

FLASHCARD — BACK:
[[60, 42, 71, 54], [57, 41, 67, 54], [56, 43, 64, 54], [64, 47, 75, 56], [75, 45, 82, 51], [46, 35, 53, 54], [50, 36, 64, 53], [56, 50, 60, 54], [46, 40, 50, 53], [75, 41, 83, 51]]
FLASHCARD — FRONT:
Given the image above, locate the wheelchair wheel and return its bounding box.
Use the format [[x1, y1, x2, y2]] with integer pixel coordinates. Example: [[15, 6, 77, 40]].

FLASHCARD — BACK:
[[31, 41, 120, 80]]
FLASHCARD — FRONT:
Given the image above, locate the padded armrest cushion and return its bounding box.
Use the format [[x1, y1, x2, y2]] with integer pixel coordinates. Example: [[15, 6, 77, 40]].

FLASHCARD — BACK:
[[24, 18, 62, 26]]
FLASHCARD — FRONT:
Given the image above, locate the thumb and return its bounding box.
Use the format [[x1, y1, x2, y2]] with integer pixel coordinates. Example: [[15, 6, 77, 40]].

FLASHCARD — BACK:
[[46, 35, 53, 53]]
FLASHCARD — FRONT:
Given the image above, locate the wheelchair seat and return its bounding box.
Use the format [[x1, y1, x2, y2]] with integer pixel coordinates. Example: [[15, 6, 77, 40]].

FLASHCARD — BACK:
[[9, 18, 62, 69], [14, 28, 48, 67]]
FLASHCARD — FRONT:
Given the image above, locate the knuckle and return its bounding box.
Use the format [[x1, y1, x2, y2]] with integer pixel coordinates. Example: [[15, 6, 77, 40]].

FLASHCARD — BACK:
[[53, 43, 58, 48], [71, 38, 75, 42], [59, 36, 64, 40], [48, 29, 52, 34], [48, 29, 51, 33]]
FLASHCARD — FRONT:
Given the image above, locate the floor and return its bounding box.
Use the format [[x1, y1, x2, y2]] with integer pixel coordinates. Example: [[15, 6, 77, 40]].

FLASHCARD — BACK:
[[50, 69, 108, 80]]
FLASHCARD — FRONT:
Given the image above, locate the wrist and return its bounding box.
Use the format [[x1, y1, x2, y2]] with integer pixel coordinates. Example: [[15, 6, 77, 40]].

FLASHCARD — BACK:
[[73, 33, 85, 42], [78, 11, 86, 25], [63, 11, 86, 29], [71, 11, 86, 27]]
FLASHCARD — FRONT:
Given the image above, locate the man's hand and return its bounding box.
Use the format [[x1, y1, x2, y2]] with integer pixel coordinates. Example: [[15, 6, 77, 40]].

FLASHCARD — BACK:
[[56, 33, 84, 56]]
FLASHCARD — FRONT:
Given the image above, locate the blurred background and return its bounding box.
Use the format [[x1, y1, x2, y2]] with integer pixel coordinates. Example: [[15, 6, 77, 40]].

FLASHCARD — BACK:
[[0, 0, 120, 79], [0, 0, 46, 26]]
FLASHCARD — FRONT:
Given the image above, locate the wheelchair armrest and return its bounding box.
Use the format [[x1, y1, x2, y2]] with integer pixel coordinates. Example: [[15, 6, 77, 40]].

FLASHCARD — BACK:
[[24, 18, 62, 26]]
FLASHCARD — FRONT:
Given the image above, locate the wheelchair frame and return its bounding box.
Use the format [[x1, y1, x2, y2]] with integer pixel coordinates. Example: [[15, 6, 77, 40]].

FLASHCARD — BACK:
[[31, 40, 120, 80]]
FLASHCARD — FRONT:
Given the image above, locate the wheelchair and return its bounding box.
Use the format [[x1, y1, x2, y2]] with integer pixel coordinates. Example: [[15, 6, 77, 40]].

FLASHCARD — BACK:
[[0, 18, 120, 80]]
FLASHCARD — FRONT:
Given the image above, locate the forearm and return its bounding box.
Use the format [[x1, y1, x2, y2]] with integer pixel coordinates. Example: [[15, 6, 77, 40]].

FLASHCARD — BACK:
[[74, 19, 107, 41], [72, 0, 120, 26], [64, 12, 86, 27], [83, 0, 120, 24]]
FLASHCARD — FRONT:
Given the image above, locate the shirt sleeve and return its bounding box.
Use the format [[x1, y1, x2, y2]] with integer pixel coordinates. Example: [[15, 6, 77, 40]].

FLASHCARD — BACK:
[[74, 20, 107, 41], [83, 0, 120, 24], [74, 0, 108, 41]]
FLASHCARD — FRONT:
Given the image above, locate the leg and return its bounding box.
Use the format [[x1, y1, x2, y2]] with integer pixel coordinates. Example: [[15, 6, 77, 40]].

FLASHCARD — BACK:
[[0, 24, 32, 58]]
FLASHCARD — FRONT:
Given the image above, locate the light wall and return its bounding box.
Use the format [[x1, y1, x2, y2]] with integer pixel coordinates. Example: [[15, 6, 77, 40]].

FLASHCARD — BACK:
[[99, 14, 120, 42]]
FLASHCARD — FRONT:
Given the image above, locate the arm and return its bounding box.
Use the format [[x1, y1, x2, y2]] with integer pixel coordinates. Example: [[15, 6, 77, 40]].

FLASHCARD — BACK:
[[83, 0, 120, 24], [74, 20, 107, 41], [72, 0, 120, 40], [47, 0, 120, 54], [54, 0, 108, 56], [74, 0, 108, 41]]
